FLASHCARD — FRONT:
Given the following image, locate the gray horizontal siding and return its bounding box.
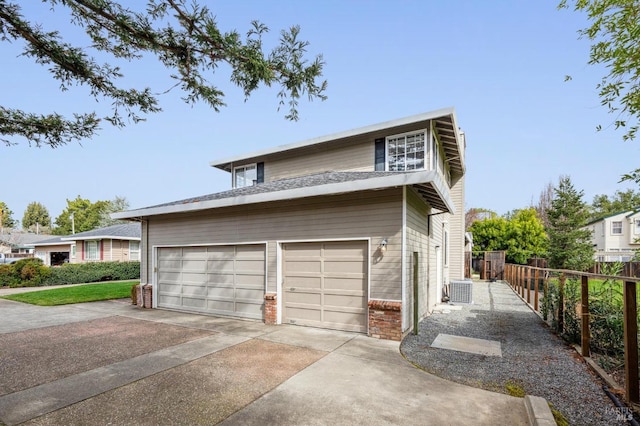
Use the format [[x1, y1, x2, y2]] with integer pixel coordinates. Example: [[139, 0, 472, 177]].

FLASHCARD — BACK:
[[142, 189, 403, 301]]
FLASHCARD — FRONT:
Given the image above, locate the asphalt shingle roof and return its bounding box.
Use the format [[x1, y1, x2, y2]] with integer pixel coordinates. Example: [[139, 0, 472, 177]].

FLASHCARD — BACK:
[[149, 171, 403, 209], [64, 223, 141, 240]]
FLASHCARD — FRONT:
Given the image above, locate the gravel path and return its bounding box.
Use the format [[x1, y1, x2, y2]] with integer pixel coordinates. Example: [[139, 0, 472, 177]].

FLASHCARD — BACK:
[[401, 281, 620, 426]]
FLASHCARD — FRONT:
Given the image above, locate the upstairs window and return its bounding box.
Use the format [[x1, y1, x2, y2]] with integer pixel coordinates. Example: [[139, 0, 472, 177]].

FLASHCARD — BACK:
[[386, 131, 426, 171], [234, 164, 257, 188], [612, 221, 623, 235]]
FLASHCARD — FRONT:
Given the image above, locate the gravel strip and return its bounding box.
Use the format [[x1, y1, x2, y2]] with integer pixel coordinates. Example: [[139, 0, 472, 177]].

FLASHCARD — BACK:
[[401, 281, 618, 426]]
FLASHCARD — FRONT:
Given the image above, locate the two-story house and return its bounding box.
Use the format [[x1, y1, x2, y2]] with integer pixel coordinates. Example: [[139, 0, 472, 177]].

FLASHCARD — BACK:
[[114, 108, 466, 340], [584, 209, 640, 261]]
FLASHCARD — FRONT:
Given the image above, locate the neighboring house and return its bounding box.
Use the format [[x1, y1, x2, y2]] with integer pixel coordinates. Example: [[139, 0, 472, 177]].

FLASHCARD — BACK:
[[584, 209, 640, 261], [0, 230, 45, 255], [33, 223, 141, 266], [114, 108, 466, 340]]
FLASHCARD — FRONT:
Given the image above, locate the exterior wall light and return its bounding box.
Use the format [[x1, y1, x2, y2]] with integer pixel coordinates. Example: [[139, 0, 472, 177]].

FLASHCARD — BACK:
[[380, 238, 388, 252]]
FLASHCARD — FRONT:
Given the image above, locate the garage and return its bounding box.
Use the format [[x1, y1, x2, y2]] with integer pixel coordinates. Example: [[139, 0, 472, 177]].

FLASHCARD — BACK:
[[282, 241, 368, 333], [156, 244, 265, 320]]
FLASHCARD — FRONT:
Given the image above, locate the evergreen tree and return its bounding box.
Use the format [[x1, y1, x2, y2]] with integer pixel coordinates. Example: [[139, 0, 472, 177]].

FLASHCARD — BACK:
[[546, 176, 594, 271], [0, 1, 326, 147], [0, 201, 16, 228], [22, 201, 51, 232]]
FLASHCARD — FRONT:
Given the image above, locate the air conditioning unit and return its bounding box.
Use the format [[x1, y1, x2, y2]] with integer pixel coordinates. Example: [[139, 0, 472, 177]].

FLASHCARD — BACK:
[[449, 280, 473, 304]]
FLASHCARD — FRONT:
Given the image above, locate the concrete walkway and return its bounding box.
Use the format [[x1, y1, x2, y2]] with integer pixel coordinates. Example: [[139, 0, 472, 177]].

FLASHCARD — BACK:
[[0, 295, 532, 425]]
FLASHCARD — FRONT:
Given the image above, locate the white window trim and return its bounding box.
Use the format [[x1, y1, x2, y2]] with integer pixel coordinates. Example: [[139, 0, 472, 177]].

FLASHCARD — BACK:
[[129, 240, 141, 261], [635, 219, 640, 235], [612, 221, 623, 235], [385, 129, 428, 172], [85, 240, 100, 261], [233, 163, 257, 188]]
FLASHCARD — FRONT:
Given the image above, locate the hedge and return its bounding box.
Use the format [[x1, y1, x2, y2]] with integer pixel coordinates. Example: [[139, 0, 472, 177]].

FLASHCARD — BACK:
[[0, 259, 140, 288]]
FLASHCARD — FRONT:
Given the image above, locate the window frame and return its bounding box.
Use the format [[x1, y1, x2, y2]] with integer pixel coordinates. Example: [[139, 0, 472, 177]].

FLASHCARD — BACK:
[[385, 129, 428, 172], [612, 221, 623, 235], [84, 240, 100, 261], [233, 164, 258, 188], [635, 219, 640, 235], [129, 240, 140, 261]]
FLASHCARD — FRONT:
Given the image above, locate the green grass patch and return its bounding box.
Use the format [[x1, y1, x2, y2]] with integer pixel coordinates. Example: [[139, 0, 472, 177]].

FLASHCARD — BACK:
[[504, 381, 526, 398], [1, 281, 139, 306]]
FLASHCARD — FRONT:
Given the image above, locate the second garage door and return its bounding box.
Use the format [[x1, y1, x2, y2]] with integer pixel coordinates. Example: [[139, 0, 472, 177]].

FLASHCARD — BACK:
[[283, 241, 368, 333], [157, 244, 265, 320]]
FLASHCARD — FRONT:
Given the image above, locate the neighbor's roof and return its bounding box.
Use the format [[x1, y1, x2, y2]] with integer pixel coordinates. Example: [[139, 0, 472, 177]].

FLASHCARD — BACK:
[[210, 107, 465, 178], [31, 236, 70, 247], [0, 231, 52, 248], [112, 170, 455, 220], [60, 223, 141, 241], [585, 208, 640, 226]]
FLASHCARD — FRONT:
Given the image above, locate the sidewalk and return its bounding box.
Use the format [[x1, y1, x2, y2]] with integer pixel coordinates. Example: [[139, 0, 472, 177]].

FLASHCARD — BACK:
[[401, 280, 618, 426]]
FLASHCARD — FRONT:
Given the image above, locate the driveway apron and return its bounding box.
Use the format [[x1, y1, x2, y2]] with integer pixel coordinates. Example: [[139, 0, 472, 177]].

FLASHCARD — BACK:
[[0, 297, 530, 425]]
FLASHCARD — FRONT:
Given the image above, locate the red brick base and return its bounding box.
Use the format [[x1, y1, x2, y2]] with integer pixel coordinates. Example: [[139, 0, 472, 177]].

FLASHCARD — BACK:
[[142, 284, 153, 309], [368, 300, 402, 341], [264, 293, 277, 324]]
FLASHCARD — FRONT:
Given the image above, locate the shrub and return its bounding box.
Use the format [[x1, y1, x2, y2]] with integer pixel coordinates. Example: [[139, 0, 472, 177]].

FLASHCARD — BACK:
[[0, 264, 16, 287], [10, 258, 50, 287], [44, 261, 140, 285]]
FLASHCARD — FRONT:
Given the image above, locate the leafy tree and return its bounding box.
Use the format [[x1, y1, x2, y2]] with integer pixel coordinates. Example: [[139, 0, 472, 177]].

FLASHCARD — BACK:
[[53, 196, 109, 235], [21, 202, 51, 233], [469, 216, 509, 254], [559, 0, 640, 182], [470, 208, 547, 264], [0, 201, 16, 228], [98, 195, 130, 227], [546, 176, 594, 271], [0, 0, 327, 147], [591, 189, 640, 218]]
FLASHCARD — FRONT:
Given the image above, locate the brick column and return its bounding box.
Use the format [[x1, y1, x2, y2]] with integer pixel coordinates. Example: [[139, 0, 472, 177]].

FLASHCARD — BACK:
[[142, 284, 153, 309], [264, 293, 277, 324], [368, 300, 402, 341]]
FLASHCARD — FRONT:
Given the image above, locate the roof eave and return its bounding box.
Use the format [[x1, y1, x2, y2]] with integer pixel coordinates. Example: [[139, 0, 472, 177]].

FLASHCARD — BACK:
[[210, 107, 458, 171], [113, 170, 454, 219]]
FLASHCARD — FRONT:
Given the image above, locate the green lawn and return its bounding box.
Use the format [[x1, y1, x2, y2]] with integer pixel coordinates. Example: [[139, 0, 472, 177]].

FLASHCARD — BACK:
[[0, 281, 138, 306]]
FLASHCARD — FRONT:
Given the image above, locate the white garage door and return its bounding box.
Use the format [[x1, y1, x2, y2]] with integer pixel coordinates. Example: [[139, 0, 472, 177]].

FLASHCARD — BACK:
[[283, 241, 368, 333], [157, 244, 265, 320]]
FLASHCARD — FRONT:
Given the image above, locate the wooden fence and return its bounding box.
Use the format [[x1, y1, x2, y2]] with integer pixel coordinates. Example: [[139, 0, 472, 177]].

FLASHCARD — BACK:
[[504, 263, 640, 405]]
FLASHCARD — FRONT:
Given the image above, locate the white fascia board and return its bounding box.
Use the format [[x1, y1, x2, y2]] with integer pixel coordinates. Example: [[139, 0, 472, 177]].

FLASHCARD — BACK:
[[113, 170, 451, 219], [32, 241, 74, 247], [60, 236, 141, 241], [209, 107, 456, 169]]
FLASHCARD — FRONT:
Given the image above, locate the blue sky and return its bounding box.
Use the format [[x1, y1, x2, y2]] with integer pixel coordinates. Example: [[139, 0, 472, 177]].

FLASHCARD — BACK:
[[1, 1, 638, 225]]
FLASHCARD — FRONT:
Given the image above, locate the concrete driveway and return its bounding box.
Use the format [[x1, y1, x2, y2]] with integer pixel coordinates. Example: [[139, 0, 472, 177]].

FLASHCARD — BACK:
[[0, 297, 530, 425]]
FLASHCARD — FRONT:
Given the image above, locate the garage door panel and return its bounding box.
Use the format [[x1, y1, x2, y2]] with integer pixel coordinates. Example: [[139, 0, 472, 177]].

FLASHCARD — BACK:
[[206, 259, 235, 272], [181, 272, 207, 284], [182, 283, 208, 297], [207, 286, 235, 299], [324, 260, 365, 274], [157, 245, 265, 320], [283, 241, 367, 333], [324, 276, 366, 291], [235, 288, 265, 300], [158, 271, 181, 283], [324, 294, 366, 309]]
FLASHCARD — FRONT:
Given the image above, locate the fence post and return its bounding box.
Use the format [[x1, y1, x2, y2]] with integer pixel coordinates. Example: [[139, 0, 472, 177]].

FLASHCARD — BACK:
[[623, 280, 639, 404], [580, 275, 590, 358], [558, 274, 565, 334], [521, 266, 526, 299], [534, 269, 539, 312], [525, 267, 531, 304]]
